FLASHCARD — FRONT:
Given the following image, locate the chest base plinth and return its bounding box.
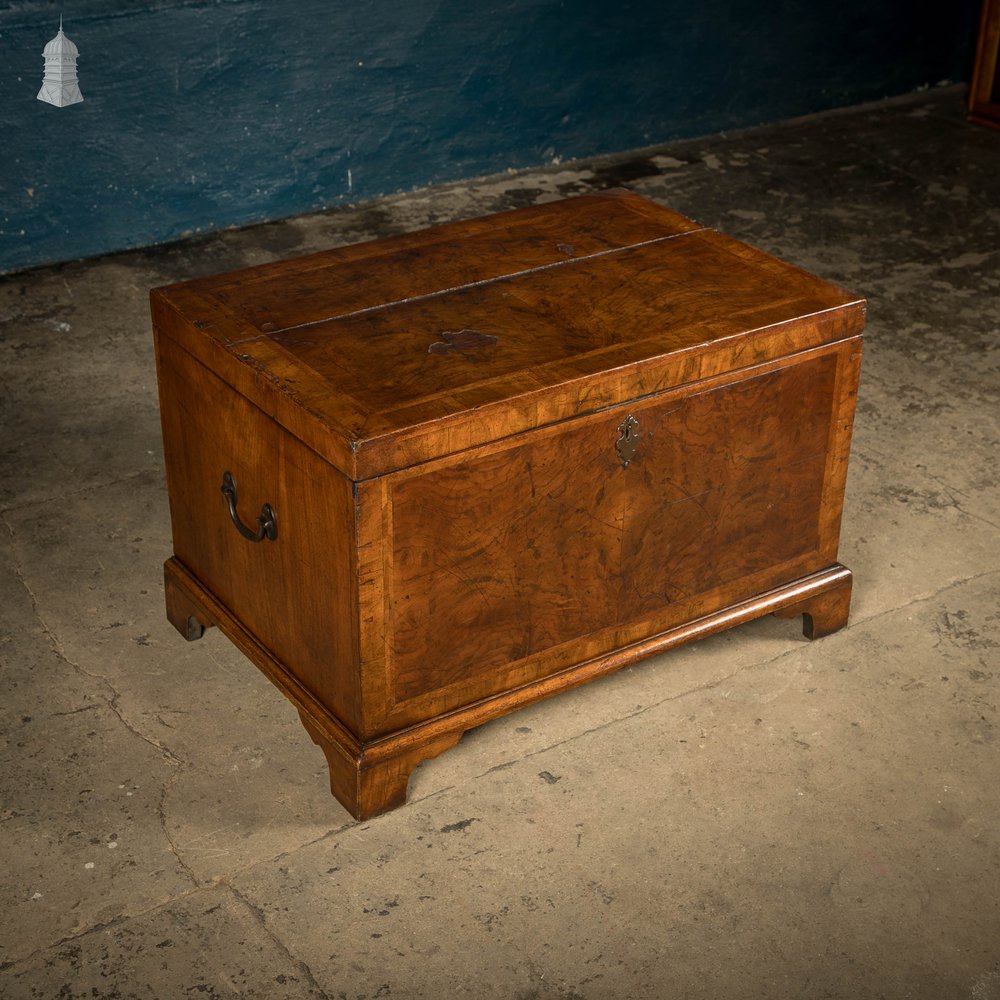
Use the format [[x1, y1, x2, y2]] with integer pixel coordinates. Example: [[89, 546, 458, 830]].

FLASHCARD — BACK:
[[165, 556, 851, 820]]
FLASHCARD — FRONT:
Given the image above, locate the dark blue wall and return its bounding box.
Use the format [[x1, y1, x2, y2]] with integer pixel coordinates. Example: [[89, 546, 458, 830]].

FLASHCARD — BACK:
[[0, 0, 980, 274]]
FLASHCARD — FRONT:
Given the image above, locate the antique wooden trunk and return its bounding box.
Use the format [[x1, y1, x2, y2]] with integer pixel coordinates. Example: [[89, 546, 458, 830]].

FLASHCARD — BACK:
[[151, 190, 865, 820]]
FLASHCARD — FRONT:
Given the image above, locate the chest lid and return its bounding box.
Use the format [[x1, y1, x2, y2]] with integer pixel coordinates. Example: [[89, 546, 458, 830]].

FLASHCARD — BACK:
[[151, 189, 865, 481]]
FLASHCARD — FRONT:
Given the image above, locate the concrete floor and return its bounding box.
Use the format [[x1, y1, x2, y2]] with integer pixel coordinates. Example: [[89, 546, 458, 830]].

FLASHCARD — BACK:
[[1, 86, 999, 999]]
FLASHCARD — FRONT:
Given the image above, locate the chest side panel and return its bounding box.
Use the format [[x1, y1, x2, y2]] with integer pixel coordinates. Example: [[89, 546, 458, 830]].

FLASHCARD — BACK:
[[155, 334, 361, 731], [365, 342, 857, 731]]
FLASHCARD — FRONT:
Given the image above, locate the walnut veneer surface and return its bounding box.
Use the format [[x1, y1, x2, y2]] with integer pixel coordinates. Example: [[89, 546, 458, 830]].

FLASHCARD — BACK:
[[151, 190, 865, 819]]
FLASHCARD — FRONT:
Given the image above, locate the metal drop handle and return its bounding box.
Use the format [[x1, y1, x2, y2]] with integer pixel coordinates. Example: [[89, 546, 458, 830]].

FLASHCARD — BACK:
[[220, 471, 277, 542]]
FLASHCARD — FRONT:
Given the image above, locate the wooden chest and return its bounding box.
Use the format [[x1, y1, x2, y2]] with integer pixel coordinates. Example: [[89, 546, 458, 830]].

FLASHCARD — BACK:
[[151, 191, 864, 819]]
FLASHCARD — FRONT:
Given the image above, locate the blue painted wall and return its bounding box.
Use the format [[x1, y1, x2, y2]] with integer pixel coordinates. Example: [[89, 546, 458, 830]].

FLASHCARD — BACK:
[[0, 0, 980, 274]]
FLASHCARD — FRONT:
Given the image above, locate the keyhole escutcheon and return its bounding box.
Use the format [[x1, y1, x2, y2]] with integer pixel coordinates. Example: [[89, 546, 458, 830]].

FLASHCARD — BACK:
[[615, 414, 639, 469]]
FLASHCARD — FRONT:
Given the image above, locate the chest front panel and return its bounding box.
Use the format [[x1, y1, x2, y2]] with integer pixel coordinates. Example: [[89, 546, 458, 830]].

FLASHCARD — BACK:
[[361, 342, 856, 733]]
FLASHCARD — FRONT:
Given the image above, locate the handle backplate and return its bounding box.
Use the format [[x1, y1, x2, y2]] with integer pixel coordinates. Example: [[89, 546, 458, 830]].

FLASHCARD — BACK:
[[220, 471, 277, 542]]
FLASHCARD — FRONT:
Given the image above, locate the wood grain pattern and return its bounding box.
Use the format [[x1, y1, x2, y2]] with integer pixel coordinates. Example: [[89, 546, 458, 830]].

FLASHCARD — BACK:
[[155, 334, 362, 731], [266, 230, 846, 416], [197, 191, 703, 336], [354, 341, 860, 734], [151, 190, 865, 480], [387, 352, 834, 694], [153, 192, 865, 818]]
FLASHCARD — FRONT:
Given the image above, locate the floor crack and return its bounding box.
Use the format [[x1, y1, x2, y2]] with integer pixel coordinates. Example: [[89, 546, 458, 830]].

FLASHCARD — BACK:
[[0, 469, 155, 516], [924, 473, 1000, 533], [855, 442, 1000, 533], [226, 883, 332, 999], [847, 566, 1000, 630], [473, 648, 794, 770], [1, 509, 185, 768], [158, 770, 199, 887], [173, 817, 359, 890], [0, 886, 208, 972]]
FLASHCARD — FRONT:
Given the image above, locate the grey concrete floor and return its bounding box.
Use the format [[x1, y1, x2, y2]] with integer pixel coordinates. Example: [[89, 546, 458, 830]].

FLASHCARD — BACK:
[[1, 85, 999, 1000]]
